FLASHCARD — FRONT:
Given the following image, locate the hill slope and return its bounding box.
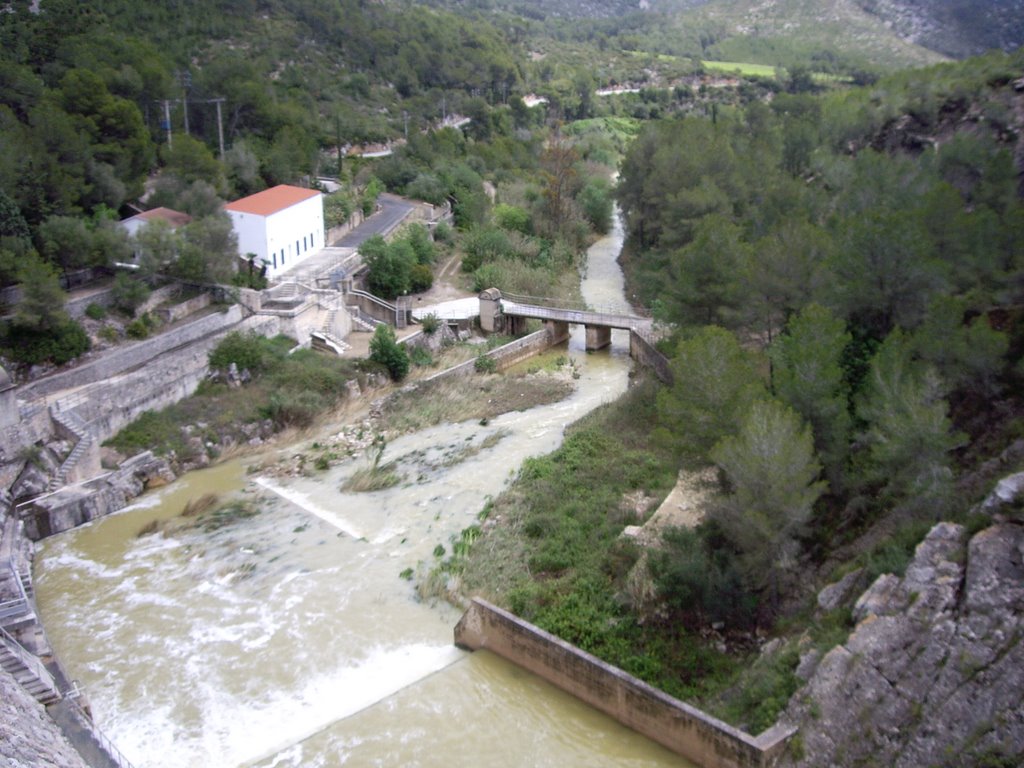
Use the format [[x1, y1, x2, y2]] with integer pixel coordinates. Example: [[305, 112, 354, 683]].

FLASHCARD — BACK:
[[855, 0, 1024, 57]]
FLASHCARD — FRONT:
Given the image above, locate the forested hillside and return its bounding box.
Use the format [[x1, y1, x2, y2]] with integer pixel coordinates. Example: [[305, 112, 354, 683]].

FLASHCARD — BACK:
[[453, 46, 1024, 741], [856, 0, 1024, 57]]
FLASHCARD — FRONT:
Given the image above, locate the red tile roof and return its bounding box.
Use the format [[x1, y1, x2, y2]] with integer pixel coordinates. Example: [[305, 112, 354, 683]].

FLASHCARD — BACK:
[[128, 207, 192, 228], [224, 185, 321, 217]]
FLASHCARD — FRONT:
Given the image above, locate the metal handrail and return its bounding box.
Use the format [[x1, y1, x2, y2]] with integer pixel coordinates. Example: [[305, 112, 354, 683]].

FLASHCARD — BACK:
[[63, 693, 137, 768], [0, 624, 58, 695], [0, 596, 29, 622]]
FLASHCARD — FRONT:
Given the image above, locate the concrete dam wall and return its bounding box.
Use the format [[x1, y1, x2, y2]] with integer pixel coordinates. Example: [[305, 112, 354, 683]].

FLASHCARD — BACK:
[[455, 598, 794, 768]]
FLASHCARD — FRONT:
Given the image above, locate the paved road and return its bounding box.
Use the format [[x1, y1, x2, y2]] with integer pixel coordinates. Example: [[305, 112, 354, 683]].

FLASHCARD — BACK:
[[332, 195, 415, 247]]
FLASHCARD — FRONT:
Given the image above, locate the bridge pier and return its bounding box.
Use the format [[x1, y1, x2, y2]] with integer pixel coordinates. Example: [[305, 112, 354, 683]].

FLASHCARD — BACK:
[[544, 320, 569, 344], [584, 325, 611, 351], [509, 315, 530, 336]]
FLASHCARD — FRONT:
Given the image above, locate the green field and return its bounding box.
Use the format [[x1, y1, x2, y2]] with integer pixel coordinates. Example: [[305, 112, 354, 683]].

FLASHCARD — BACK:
[[702, 60, 780, 78]]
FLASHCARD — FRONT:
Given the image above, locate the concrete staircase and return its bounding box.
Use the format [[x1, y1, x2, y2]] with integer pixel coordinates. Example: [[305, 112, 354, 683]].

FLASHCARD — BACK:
[[48, 407, 93, 492], [315, 309, 351, 354], [0, 626, 60, 705]]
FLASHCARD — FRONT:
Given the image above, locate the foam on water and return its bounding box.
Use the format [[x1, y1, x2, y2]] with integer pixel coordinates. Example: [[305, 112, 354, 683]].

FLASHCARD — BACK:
[[101, 643, 465, 768], [253, 477, 364, 539]]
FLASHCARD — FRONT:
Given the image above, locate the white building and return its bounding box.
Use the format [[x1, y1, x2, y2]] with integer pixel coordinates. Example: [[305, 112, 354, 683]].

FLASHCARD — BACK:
[[224, 185, 324, 278], [120, 207, 192, 267]]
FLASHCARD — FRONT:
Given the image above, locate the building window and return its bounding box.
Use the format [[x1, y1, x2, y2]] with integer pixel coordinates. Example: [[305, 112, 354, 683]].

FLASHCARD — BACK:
[[273, 253, 277, 268], [296, 239, 300, 254], [281, 248, 285, 264]]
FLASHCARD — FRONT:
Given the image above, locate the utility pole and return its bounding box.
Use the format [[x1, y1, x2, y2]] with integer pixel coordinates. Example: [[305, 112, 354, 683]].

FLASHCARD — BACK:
[[178, 70, 192, 135], [335, 114, 343, 177], [209, 97, 226, 160], [158, 99, 173, 148]]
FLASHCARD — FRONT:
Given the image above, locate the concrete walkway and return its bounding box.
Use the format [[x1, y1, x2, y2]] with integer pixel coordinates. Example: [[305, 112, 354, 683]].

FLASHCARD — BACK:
[[332, 195, 414, 247], [274, 195, 416, 285], [411, 297, 480, 321]]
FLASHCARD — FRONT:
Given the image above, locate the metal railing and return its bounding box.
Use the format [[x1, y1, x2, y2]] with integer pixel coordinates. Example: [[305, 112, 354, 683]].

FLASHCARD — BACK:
[[0, 624, 58, 698], [63, 691, 137, 768]]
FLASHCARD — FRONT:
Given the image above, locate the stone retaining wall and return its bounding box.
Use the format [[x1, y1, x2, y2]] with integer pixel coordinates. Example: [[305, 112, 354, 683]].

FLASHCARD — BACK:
[[20, 305, 244, 400], [455, 599, 794, 768], [629, 330, 673, 386], [155, 291, 211, 324], [422, 330, 552, 383], [68, 315, 280, 447]]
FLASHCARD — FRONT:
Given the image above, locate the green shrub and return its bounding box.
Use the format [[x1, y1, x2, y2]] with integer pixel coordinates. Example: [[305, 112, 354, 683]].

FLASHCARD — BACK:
[[85, 303, 107, 320], [259, 390, 327, 428], [231, 270, 268, 290], [462, 226, 512, 272], [494, 203, 532, 234], [433, 221, 454, 244], [1, 319, 91, 365], [409, 345, 433, 367], [126, 317, 150, 339], [111, 273, 150, 316], [369, 324, 409, 381], [410, 263, 433, 293], [209, 331, 280, 375], [98, 325, 120, 343], [420, 313, 440, 335], [474, 354, 497, 374]]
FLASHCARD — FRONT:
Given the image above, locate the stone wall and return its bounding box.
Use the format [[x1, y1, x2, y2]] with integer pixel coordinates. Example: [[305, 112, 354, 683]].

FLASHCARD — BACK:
[[0, 667, 87, 768], [20, 452, 175, 540], [21, 305, 245, 400], [630, 330, 673, 385], [66, 314, 280, 448], [421, 330, 552, 383], [455, 598, 794, 768], [65, 288, 115, 319], [155, 291, 212, 324]]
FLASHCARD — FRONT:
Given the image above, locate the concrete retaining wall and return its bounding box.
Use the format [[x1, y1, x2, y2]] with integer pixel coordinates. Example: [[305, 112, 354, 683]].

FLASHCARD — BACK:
[[155, 292, 211, 324], [20, 305, 244, 400], [455, 599, 794, 768], [422, 330, 552, 383], [137, 284, 180, 315], [65, 289, 115, 319], [630, 330, 673, 386], [68, 315, 281, 447]]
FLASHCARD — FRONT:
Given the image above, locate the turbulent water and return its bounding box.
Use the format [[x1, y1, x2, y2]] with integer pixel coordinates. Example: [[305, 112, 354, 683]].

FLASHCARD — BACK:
[[34, 211, 691, 768]]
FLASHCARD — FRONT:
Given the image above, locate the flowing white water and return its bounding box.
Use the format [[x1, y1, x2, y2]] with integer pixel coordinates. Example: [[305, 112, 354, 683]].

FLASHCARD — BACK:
[[34, 213, 692, 768]]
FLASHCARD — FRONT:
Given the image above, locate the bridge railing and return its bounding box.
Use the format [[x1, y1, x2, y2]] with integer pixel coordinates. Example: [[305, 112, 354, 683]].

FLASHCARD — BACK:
[[499, 290, 653, 319]]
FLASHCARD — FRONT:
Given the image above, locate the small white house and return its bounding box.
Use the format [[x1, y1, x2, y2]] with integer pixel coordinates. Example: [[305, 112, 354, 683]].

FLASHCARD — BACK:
[[224, 185, 324, 278], [120, 207, 192, 266]]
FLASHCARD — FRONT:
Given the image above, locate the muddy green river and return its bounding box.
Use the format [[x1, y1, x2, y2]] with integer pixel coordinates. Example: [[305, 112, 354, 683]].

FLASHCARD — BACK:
[[34, 210, 691, 767]]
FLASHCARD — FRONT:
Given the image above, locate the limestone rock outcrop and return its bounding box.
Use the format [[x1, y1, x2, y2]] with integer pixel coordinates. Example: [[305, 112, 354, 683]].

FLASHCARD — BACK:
[[21, 452, 175, 540], [779, 521, 1024, 766], [0, 667, 87, 768]]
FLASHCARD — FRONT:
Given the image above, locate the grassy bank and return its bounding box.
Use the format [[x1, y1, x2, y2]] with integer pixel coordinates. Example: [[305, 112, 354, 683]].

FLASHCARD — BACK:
[[433, 378, 762, 704], [380, 362, 576, 435], [104, 334, 375, 462]]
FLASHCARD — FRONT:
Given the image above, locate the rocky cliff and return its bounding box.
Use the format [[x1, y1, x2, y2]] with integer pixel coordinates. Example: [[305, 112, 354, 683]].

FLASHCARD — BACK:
[[779, 519, 1024, 766], [0, 667, 87, 768]]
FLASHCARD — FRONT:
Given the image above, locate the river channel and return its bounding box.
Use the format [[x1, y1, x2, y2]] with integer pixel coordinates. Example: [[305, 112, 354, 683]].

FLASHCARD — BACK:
[[34, 211, 690, 767]]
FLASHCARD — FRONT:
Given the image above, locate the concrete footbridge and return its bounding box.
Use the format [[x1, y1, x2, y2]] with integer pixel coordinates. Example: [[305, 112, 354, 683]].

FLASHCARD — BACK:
[[478, 289, 672, 384]]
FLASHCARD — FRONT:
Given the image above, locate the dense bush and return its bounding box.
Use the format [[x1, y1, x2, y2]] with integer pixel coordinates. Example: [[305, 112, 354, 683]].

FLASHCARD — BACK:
[[208, 331, 284, 375], [369, 324, 409, 381], [0, 319, 91, 366], [111, 273, 150, 316]]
